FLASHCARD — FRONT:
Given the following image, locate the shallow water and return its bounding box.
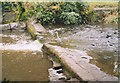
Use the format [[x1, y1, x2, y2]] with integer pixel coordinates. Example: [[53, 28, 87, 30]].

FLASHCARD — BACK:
[[44, 24, 118, 77], [1, 29, 52, 81], [2, 50, 52, 81]]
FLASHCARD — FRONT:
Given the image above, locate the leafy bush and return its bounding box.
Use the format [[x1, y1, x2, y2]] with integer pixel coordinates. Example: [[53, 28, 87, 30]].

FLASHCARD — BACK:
[[2, 2, 12, 12], [16, 3, 35, 21], [36, 11, 55, 25], [35, 2, 91, 25], [60, 12, 81, 25], [20, 12, 29, 21], [60, 2, 77, 12], [2, 2, 91, 25], [35, 4, 56, 24]]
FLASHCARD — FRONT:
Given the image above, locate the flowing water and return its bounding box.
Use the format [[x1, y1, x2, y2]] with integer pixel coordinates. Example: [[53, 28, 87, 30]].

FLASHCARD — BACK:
[[1, 29, 52, 81], [44, 24, 119, 77]]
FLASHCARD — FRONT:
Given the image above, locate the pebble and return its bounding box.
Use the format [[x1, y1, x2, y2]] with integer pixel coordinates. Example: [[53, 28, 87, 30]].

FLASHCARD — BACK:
[[91, 44, 95, 46], [114, 32, 117, 34], [29, 70, 31, 72], [109, 44, 113, 46], [106, 34, 111, 38]]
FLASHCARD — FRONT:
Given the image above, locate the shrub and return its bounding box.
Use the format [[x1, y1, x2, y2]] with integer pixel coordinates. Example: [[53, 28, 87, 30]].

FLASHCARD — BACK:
[[20, 12, 29, 21], [35, 2, 90, 25], [60, 12, 81, 25], [60, 2, 77, 12], [36, 11, 55, 25], [2, 2, 13, 12], [35, 3, 57, 25]]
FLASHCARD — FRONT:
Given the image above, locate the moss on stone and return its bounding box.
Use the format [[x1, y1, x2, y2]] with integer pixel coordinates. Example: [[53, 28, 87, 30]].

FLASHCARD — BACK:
[[42, 44, 82, 80], [27, 22, 36, 39]]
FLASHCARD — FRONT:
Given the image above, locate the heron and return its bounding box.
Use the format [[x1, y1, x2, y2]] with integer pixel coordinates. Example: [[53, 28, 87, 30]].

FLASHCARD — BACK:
[[55, 32, 62, 43]]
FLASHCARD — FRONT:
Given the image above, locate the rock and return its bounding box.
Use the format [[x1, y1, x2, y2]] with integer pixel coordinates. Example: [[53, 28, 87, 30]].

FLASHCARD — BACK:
[[36, 35, 43, 40], [31, 21, 47, 33], [58, 76, 66, 80], [108, 41, 110, 43], [0, 22, 19, 31], [106, 34, 111, 38], [56, 70, 63, 74], [19, 22, 27, 29], [53, 66, 63, 70], [48, 56, 61, 67], [91, 43, 95, 46], [109, 44, 113, 46], [48, 67, 66, 81], [27, 20, 47, 39], [114, 31, 117, 34], [67, 78, 79, 81], [10, 23, 19, 29]]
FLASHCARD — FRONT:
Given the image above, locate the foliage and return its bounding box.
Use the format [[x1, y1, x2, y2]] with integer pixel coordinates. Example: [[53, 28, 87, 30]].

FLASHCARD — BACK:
[[2, 2, 12, 12], [2, 2, 17, 23], [20, 12, 28, 21], [88, 2, 118, 23], [1, 78, 9, 83], [16, 2, 27, 21], [2, 2, 118, 24], [35, 4, 56, 24], [2, 2, 34, 22], [60, 2, 77, 12], [2, 2, 19, 12], [36, 11, 55, 25], [35, 2, 90, 25], [60, 12, 81, 25]]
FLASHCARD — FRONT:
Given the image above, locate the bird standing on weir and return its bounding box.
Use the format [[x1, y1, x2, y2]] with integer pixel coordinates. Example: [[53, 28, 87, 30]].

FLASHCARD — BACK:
[[55, 31, 62, 44]]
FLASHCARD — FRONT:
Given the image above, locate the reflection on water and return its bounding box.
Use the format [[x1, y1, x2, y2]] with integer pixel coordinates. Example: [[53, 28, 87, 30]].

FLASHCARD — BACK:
[[1, 29, 52, 81]]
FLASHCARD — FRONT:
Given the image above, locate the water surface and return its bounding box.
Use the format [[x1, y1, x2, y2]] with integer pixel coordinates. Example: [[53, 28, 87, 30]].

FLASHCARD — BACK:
[[1, 29, 52, 81]]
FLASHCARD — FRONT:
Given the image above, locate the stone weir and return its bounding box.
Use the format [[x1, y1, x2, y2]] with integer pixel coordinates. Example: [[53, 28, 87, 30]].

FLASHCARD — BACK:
[[27, 20, 118, 81], [27, 20, 47, 39], [42, 44, 118, 81]]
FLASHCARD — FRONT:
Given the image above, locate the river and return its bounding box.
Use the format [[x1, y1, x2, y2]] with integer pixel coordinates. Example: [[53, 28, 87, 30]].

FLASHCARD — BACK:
[[0, 28, 52, 81], [0, 22, 118, 81]]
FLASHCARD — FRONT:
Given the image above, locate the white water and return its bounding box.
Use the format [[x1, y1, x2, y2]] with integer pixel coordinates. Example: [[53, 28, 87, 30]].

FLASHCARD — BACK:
[[0, 40, 43, 51]]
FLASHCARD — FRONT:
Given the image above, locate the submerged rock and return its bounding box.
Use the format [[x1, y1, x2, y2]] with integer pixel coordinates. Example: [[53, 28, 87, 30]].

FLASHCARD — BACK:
[[48, 67, 67, 81]]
